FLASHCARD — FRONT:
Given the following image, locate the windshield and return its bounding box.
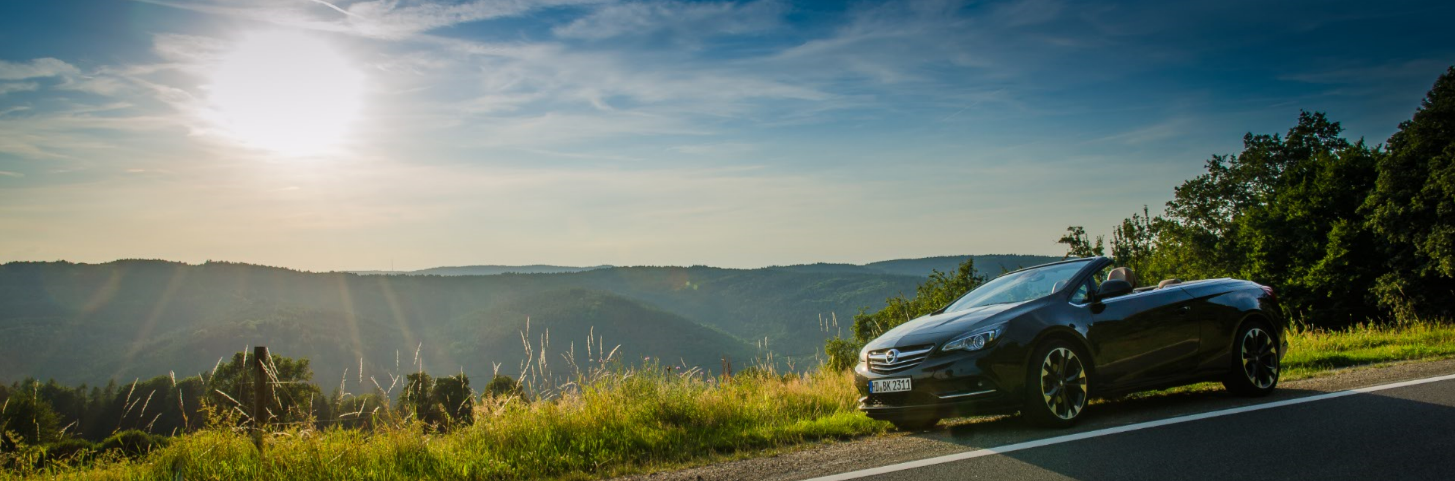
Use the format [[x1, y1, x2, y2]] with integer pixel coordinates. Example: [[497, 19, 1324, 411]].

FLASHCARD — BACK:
[[943, 260, 1091, 312]]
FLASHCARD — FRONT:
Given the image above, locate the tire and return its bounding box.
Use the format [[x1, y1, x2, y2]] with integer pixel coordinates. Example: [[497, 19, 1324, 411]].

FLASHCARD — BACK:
[[886, 415, 940, 431], [1223, 320, 1280, 397], [1022, 339, 1091, 428]]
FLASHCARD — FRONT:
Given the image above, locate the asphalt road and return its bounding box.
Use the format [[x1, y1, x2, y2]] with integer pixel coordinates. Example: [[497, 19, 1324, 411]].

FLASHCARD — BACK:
[[835, 374, 1455, 480], [616, 359, 1455, 481]]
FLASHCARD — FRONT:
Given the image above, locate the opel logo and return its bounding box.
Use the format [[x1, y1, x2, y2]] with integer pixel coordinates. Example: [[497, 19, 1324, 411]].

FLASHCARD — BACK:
[[886, 349, 900, 364]]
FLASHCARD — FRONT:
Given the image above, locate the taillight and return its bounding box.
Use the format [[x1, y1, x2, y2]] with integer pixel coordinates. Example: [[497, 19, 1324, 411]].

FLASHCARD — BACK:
[[1259, 284, 1277, 302]]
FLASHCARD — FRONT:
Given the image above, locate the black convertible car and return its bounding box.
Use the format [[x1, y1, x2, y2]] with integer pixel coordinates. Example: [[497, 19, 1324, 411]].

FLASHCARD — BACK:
[[855, 256, 1285, 429]]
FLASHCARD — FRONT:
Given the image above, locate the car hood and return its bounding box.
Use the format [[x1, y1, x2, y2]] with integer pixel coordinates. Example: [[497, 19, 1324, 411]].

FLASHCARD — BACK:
[[866, 302, 1023, 350]]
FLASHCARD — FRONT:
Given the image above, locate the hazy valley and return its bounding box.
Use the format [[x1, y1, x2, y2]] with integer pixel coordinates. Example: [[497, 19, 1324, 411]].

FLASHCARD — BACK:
[[0, 255, 1056, 386]]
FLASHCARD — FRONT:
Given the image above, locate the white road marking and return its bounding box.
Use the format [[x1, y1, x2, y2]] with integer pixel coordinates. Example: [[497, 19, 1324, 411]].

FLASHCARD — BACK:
[[805, 372, 1455, 481]]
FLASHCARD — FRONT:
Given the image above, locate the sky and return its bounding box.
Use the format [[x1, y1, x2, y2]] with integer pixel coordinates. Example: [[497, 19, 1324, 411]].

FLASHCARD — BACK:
[[0, 0, 1452, 272]]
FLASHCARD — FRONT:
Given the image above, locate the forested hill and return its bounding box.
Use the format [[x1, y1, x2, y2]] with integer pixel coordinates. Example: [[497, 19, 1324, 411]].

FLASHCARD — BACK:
[[353, 254, 1058, 278], [0, 256, 1049, 386], [350, 265, 612, 276]]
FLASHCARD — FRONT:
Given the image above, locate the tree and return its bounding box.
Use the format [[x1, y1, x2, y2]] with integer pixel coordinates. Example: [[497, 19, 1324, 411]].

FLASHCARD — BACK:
[[1160, 111, 1353, 281], [400, 372, 474, 431], [206, 351, 321, 427], [483, 375, 521, 398], [1237, 138, 1381, 323], [0, 390, 61, 449], [428, 374, 473, 430], [1147, 111, 1383, 324], [400, 372, 433, 423], [1109, 206, 1160, 280], [1365, 66, 1455, 319], [1057, 227, 1104, 259]]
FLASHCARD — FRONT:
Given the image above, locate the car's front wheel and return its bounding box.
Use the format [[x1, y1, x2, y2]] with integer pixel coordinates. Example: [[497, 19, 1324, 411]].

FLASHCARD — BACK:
[[1022, 340, 1090, 428], [1223, 320, 1280, 397]]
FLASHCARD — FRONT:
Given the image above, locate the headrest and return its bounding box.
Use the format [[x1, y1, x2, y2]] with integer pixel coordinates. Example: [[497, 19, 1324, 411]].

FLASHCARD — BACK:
[[1107, 267, 1137, 288], [1157, 278, 1183, 289]]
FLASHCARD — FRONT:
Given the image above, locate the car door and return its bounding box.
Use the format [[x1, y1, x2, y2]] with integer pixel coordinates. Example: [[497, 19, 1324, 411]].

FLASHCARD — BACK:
[[1085, 287, 1201, 390]]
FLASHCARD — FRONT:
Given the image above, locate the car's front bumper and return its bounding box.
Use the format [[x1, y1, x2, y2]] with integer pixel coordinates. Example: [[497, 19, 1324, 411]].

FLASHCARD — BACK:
[[854, 347, 1021, 419]]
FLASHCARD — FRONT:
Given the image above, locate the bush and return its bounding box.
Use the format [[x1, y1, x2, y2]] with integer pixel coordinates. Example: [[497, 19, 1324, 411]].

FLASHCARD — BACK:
[[823, 337, 861, 371], [42, 439, 96, 462], [99, 430, 168, 457], [483, 375, 522, 398]]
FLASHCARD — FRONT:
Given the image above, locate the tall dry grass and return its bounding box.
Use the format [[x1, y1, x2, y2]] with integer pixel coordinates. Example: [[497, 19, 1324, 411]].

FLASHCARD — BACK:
[[3, 364, 878, 481]]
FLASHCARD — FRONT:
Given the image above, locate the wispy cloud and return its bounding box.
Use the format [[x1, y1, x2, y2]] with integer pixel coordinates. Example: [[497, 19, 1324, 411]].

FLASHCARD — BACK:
[[553, 0, 786, 40], [0, 82, 39, 95], [0, 58, 80, 80], [345, 0, 604, 39], [135, 0, 605, 39], [1095, 117, 1195, 145]]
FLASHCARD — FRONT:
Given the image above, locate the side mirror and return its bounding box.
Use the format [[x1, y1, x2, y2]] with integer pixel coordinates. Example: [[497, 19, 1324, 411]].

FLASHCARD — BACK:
[[1095, 279, 1133, 301]]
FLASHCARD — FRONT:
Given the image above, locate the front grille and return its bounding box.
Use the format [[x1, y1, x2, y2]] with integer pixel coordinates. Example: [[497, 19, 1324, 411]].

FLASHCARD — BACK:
[[867, 344, 934, 374]]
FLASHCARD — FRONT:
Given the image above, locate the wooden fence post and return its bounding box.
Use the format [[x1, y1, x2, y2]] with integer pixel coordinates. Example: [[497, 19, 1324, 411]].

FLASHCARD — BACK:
[[253, 345, 269, 453]]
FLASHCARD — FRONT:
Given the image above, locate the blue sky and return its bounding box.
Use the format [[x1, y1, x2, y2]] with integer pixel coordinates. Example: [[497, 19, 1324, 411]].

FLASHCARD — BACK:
[[1, 0, 1451, 271]]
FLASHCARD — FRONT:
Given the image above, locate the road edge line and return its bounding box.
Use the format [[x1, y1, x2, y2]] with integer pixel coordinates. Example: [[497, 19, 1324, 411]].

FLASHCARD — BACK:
[[804, 372, 1455, 481]]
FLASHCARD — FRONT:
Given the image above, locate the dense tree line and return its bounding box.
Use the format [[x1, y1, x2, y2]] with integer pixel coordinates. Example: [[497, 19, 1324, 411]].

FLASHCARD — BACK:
[[1063, 66, 1455, 326]]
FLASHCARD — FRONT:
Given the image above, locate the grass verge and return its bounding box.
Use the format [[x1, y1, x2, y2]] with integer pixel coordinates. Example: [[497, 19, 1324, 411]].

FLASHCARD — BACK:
[[5, 321, 1455, 480], [1282, 320, 1455, 379]]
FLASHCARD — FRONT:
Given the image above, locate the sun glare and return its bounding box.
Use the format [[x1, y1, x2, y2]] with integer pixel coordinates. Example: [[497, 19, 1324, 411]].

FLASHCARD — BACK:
[[208, 30, 364, 155]]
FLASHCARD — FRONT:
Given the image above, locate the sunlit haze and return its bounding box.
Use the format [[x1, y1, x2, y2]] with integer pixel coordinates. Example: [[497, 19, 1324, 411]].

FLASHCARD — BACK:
[[207, 30, 364, 155], [1, 0, 1452, 271]]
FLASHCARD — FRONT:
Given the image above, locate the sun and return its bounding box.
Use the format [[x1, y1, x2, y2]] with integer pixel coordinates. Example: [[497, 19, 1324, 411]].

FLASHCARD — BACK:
[[207, 30, 364, 155]]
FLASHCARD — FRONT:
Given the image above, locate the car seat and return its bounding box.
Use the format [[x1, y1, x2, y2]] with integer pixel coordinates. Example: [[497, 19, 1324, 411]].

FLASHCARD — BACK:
[[1107, 267, 1137, 288]]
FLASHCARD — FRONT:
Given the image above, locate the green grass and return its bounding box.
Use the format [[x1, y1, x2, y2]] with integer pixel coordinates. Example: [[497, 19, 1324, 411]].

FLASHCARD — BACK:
[[6, 320, 1455, 481], [1282, 320, 1455, 379]]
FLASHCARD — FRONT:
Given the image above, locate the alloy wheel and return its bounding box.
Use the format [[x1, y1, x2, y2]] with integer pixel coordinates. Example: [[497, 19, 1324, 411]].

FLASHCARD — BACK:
[[1040, 347, 1088, 420], [1241, 328, 1279, 389]]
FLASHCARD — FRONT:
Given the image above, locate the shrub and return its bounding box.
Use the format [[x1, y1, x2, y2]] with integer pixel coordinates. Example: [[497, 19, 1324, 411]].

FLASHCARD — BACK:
[[823, 337, 861, 371], [99, 430, 168, 457], [42, 439, 96, 463]]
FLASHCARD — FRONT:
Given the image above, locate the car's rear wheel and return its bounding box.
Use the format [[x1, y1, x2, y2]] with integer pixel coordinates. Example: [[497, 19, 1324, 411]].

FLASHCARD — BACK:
[[885, 415, 940, 431], [1224, 320, 1280, 396], [1022, 340, 1089, 428]]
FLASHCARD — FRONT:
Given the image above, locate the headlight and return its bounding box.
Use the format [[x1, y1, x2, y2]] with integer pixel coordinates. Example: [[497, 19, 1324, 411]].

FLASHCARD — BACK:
[[942, 326, 1002, 352], [859, 347, 869, 363]]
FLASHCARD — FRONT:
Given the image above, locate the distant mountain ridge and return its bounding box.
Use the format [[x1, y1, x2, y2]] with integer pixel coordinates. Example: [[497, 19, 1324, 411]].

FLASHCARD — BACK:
[[352, 265, 613, 276], [352, 254, 1060, 279], [0, 254, 1059, 386], [768, 254, 1061, 277]]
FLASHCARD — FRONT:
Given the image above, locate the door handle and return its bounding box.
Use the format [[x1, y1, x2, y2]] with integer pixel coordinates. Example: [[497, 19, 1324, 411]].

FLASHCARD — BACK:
[[1178, 306, 1193, 315]]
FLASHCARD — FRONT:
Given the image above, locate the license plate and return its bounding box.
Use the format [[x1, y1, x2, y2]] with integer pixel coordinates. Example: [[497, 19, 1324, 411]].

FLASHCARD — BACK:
[[870, 378, 911, 393]]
